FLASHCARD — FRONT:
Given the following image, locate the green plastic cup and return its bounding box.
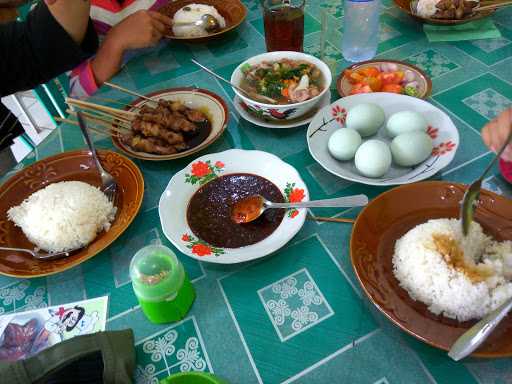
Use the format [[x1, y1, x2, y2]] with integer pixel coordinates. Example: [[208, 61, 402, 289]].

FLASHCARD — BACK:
[[130, 245, 195, 324], [160, 372, 227, 384]]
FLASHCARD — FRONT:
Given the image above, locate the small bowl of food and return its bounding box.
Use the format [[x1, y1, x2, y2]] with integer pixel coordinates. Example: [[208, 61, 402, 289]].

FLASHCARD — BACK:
[[158, 0, 247, 41], [112, 88, 228, 161], [158, 149, 308, 264], [337, 60, 432, 99], [230, 51, 332, 122], [394, 0, 495, 25]]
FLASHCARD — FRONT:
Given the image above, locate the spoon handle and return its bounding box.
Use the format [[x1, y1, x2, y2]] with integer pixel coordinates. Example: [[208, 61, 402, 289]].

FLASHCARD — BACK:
[[190, 59, 277, 104], [267, 195, 369, 209], [448, 297, 512, 361]]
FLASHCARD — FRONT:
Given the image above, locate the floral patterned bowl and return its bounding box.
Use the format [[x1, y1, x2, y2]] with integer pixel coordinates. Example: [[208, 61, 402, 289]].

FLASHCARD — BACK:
[[307, 92, 459, 186], [158, 149, 309, 264], [230, 51, 332, 122]]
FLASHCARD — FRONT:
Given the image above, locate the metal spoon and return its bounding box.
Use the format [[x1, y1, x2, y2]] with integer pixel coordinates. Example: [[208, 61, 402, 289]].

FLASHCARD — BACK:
[[77, 112, 117, 203], [231, 194, 369, 224], [460, 129, 512, 235], [0, 246, 75, 261], [190, 59, 278, 104], [449, 296, 512, 361], [173, 13, 221, 33]]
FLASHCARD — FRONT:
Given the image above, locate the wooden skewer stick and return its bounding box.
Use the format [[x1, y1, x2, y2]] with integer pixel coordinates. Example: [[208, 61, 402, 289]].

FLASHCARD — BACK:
[[66, 102, 134, 124], [66, 108, 131, 129], [90, 96, 140, 110], [307, 216, 355, 224], [103, 82, 158, 105], [66, 109, 132, 132], [54, 117, 125, 137], [66, 97, 136, 119]]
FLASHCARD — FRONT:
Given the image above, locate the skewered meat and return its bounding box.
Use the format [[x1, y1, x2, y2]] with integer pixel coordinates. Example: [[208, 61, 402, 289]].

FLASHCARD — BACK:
[[127, 135, 179, 155], [125, 98, 211, 156], [132, 119, 185, 145], [185, 109, 207, 123]]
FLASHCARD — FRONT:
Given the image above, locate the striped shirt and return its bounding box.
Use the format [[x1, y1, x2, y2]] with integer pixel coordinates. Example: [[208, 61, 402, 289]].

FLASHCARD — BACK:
[[69, 0, 168, 98]]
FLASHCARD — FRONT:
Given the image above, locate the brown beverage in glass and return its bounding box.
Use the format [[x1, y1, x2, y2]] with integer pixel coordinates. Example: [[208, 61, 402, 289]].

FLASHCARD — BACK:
[[263, 0, 305, 52]]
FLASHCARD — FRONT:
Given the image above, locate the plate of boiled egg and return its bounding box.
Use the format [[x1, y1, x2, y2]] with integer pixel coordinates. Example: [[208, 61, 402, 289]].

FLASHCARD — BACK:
[[307, 93, 459, 186]]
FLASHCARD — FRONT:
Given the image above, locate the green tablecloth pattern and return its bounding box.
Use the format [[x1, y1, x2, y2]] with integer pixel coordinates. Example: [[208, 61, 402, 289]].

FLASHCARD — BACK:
[[1, 1, 512, 383]]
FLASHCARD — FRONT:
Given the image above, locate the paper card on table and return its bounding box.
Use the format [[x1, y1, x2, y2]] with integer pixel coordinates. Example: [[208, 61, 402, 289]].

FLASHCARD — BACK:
[[423, 18, 502, 42], [0, 296, 108, 362]]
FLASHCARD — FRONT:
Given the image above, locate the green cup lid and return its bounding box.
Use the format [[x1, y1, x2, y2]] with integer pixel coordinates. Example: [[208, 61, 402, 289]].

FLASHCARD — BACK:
[[160, 372, 227, 384], [130, 245, 184, 302]]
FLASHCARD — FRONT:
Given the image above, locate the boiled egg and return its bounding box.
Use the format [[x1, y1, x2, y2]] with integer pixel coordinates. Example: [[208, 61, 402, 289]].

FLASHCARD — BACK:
[[390, 131, 433, 167], [386, 111, 428, 138], [328, 129, 362, 161], [346, 103, 385, 137], [355, 140, 392, 178]]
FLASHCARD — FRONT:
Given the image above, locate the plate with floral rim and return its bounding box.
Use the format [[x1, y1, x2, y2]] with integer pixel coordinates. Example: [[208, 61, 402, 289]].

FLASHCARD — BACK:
[[233, 91, 331, 129], [158, 149, 309, 264], [307, 92, 459, 186]]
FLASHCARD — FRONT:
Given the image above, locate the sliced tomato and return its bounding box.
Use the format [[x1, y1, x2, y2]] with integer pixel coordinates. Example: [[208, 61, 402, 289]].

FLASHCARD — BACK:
[[359, 66, 380, 78], [379, 71, 405, 85], [348, 72, 365, 84], [365, 76, 382, 92], [382, 84, 404, 93], [350, 83, 373, 94]]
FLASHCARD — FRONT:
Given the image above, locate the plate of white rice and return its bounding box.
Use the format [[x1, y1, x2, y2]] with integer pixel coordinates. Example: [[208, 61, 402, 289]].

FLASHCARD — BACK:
[[158, 0, 247, 41], [8, 181, 117, 253], [0, 150, 144, 278], [350, 181, 512, 357]]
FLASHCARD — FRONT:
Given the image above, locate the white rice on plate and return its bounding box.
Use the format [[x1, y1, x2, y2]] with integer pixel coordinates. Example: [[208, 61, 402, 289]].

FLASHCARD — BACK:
[[8, 181, 116, 253], [393, 218, 512, 322], [415, 0, 440, 18], [172, 4, 226, 37]]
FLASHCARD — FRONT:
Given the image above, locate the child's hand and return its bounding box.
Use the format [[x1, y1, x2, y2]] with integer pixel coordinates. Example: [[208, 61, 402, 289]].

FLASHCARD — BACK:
[[107, 10, 172, 51], [482, 108, 512, 162]]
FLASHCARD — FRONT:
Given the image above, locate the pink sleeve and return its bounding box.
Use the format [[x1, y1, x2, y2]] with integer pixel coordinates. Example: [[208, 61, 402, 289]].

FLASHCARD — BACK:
[[69, 60, 99, 99]]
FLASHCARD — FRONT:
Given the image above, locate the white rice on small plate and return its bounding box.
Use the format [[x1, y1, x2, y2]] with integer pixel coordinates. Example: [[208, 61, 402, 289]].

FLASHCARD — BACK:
[[8, 181, 116, 253], [415, 0, 440, 18], [393, 218, 512, 322], [172, 4, 226, 37]]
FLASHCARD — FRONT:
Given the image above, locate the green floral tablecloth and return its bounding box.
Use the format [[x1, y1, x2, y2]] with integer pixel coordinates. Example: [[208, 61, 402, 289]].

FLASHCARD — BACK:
[[2, 1, 512, 383]]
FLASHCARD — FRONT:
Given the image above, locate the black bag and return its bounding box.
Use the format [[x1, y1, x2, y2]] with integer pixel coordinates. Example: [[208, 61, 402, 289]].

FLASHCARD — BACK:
[[0, 329, 135, 384]]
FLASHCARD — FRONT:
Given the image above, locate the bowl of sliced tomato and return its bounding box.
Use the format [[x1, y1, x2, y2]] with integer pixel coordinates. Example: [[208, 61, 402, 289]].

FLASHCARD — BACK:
[[337, 60, 432, 99]]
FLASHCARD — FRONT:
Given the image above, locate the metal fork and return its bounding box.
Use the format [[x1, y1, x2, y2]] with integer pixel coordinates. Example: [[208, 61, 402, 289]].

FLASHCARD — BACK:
[[0, 246, 72, 261], [460, 129, 512, 235], [77, 112, 117, 203]]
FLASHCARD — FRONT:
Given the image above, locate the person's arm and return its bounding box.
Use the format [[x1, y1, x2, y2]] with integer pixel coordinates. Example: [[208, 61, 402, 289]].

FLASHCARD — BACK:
[[481, 108, 512, 162], [46, 0, 90, 45], [90, 10, 171, 88], [0, 1, 98, 96]]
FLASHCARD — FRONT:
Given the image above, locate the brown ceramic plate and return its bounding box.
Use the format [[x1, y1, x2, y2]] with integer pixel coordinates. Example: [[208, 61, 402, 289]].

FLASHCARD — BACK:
[[159, 0, 247, 42], [0, 150, 144, 278], [394, 0, 495, 25], [337, 60, 432, 99], [350, 181, 512, 357], [112, 88, 228, 161]]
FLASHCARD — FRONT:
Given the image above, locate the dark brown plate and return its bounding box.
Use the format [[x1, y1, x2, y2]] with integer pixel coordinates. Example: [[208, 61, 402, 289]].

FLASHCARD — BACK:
[[337, 59, 432, 99], [159, 0, 247, 42], [0, 150, 144, 278], [350, 181, 512, 357], [394, 0, 495, 25]]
